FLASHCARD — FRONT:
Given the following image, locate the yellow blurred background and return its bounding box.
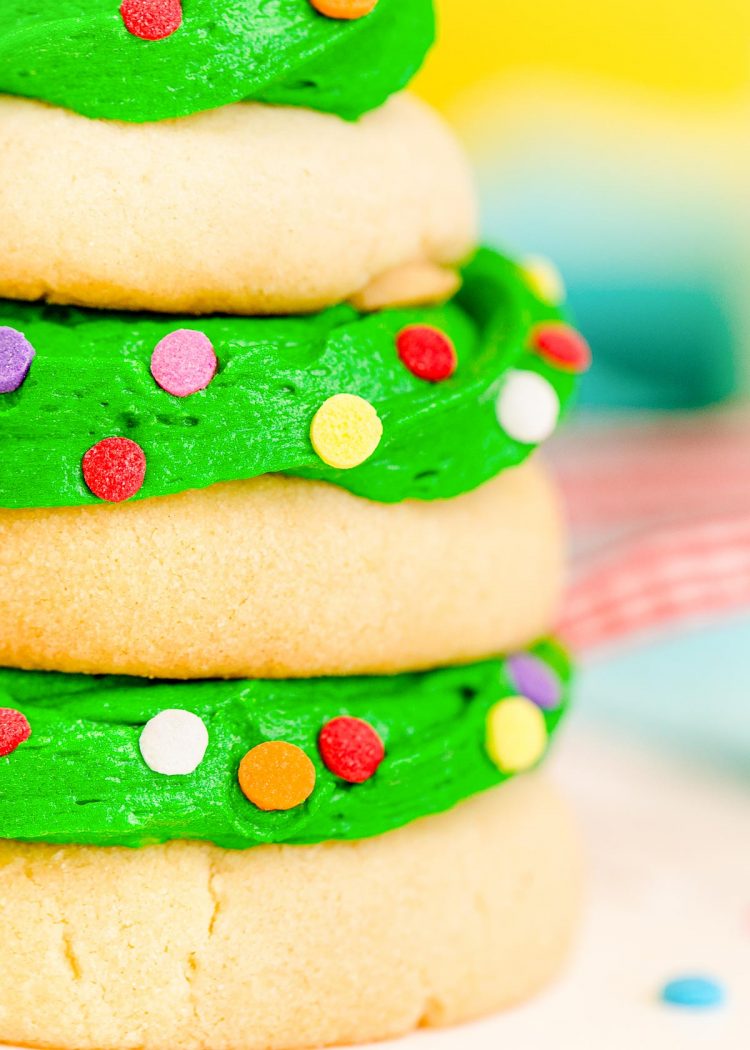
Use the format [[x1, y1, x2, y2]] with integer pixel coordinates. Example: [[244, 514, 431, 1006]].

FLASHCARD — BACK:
[[415, 0, 750, 408], [417, 0, 750, 106]]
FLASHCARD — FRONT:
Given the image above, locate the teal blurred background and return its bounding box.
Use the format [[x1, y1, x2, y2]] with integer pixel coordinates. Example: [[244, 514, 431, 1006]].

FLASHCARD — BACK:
[[416, 1, 750, 777], [416, 0, 749, 409]]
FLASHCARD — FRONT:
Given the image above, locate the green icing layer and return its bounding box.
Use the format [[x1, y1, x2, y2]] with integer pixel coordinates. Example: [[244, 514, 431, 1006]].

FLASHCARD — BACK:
[[0, 249, 577, 510], [0, 0, 434, 123], [0, 643, 570, 849]]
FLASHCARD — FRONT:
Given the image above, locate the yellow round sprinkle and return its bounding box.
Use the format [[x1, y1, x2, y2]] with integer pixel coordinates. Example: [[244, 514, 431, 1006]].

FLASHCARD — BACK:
[[310, 394, 383, 470], [521, 256, 566, 307], [486, 696, 548, 773]]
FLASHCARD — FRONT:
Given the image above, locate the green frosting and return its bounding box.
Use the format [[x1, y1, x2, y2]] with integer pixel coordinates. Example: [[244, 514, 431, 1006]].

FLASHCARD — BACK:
[[0, 249, 578, 510], [0, 0, 434, 123], [0, 643, 570, 849]]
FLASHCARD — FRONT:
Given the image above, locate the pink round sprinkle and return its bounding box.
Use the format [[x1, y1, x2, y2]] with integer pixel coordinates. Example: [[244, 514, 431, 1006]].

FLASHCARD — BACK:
[[150, 330, 217, 398]]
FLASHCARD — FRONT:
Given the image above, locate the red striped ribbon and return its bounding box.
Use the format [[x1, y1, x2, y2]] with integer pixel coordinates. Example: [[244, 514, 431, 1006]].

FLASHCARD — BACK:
[[547, 410, 750, 651]]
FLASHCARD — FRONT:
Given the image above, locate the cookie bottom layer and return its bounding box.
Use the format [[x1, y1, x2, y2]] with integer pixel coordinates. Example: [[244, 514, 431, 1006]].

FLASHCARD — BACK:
[[0, 776, 581, 1050], [0, 461, 564, 679]]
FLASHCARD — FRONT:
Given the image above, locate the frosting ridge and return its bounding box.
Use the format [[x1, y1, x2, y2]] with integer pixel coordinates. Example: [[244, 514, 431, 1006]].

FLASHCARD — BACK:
[[0, 642, 571, 849], [0, 249, 587, 509], [0, 0, 434, 123]]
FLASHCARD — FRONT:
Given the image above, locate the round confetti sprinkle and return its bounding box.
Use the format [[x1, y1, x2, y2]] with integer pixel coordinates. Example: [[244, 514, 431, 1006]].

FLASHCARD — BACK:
[[120, 0, 182, 39], [531, 323, 592, 374], [396, 325, 457, 382], [82, 437, 146, 503], [310, 0, 379, 19], [139, 709, 209, 776], [239, 741, 316, 812], [521, 256, 566, 306], [0, 709, 31, 758], [661, 976, 726, 1010], [507, 653, 562, 711], [0, 326, 35, 394], [310, 393, 383, 470], [496, 370, 560, 445], [318, 716, 385, 784], [486, 696, 547, 774], [150, 329, 217, 397]]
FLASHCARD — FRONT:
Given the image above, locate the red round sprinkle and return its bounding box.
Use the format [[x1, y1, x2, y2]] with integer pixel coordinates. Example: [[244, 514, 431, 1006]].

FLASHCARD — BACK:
[[530, 323, 591, 374], [120, 0, 183, 40], [318, 716, 385, 784], [0, 709, 31, 758], [396, 325, 457, 382], [82, 437, 146, 503]]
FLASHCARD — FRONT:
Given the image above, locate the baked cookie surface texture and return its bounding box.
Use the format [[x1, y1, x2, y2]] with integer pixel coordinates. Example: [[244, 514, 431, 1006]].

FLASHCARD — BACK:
[[0, 778, 582, 1050], [0, 94, 476, 315], [0, 464, 565, 679], [0, 0, 590, 1047]]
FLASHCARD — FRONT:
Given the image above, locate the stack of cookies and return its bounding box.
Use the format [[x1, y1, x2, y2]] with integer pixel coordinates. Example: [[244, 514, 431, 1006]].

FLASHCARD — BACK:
[[0, 3, 590, 1048]]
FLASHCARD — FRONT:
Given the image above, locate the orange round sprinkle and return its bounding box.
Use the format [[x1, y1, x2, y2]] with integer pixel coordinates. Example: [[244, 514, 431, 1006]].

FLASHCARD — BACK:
[[309, 0, 379, 19], [238, 741, 316, 812]]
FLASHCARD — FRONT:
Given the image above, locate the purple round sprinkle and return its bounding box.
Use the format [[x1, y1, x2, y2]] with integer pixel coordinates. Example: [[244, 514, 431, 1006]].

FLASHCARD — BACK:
[[0, 327, 35, 394], [507, 652, 562, 710]]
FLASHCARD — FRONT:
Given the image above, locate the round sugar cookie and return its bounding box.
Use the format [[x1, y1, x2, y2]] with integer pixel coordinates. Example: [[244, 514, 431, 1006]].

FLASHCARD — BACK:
[[0, 93, 476, 316], [0, 776, 582, 1050], [0, 461, 564, 679]]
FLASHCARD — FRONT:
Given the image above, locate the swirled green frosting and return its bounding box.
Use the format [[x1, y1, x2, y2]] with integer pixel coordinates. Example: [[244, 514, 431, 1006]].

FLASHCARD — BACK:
[[0, 249, 578, 509], [0, 0, 434, 123], [0, 643, 570, 849]]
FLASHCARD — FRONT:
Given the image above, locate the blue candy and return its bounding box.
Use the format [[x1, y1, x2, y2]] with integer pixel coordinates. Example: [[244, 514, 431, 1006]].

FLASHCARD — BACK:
[[661, 976, 726, 1010]]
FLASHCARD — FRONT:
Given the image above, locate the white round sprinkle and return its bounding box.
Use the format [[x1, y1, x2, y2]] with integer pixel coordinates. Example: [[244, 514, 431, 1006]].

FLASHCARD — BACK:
[[496, 370, 560, 445], [139, 709, 209, 776]]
